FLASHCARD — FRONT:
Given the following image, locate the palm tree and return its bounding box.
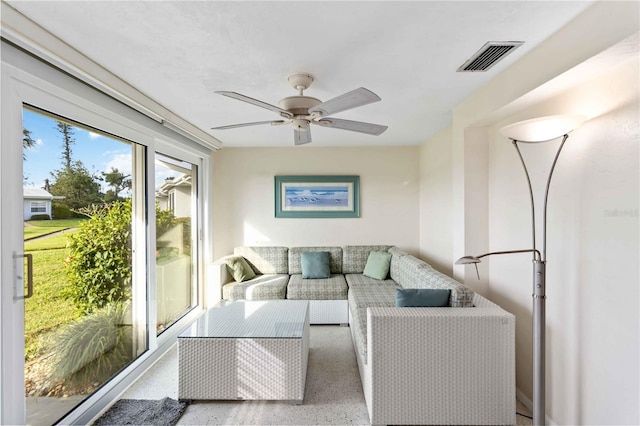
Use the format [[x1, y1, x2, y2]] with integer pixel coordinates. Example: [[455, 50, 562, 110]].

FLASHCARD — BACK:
[[23, 128, 36, 160]]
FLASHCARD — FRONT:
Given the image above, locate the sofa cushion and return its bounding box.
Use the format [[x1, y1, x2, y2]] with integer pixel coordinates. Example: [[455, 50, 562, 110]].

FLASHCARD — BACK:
[[289, 246, 343, 274], [225, 256, 256, 282], [233, 246, 289, 274], [301, 251, 331, 279], [388, 246, 408, 258], [222, 274, 289, 300], [363, 251, 392, 280], [345, 274, 398, 288], [342, 245, 392, 274], [396, 288, 451, 307], [348, 284, 397, 362], [389, 247, 409, 279], [287, 274, 348, 300]]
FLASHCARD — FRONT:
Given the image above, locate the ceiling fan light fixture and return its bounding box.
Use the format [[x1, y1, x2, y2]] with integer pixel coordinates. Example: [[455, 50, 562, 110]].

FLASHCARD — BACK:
[[292, 119, 310, 131]]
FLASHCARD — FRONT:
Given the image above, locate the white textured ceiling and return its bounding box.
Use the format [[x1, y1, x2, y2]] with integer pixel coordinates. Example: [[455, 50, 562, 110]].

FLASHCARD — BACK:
[[8, 1, 594, 148]]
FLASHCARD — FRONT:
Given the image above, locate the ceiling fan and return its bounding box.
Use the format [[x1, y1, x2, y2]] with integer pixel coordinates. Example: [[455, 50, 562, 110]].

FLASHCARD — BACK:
[[212, 73, 388, 145]]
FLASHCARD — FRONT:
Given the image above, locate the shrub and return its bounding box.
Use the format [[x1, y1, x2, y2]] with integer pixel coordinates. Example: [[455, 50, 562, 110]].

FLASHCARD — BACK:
[[65, 200, 187, 314], [65, 201, 132, 314], [52, 203, 73, 219], [29, 214, 51, 220], [175, 217, 191, 252], [156, 205, 190, 254], [47, 302, 132, 385]]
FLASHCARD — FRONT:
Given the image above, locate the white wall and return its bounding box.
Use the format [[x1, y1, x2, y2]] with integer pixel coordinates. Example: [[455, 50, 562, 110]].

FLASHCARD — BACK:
[[22, 199, 51, 220], [421, 2, 639, 422], [212, 146, 420, 258], [418, 127, 453, 276], [488, 58, 639, 425]]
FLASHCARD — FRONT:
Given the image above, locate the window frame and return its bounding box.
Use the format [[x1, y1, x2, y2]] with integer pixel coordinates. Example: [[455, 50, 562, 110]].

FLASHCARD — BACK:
[[1, 40, 212, 425], [29, 201, 46, 213]]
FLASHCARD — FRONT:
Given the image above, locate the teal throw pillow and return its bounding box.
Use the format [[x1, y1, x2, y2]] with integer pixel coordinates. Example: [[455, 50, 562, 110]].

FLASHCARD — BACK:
[[225, 256, 256, 282], [363, 251, 392, 280], [301, 251, 331, 279], [396, 288, 451, 307]]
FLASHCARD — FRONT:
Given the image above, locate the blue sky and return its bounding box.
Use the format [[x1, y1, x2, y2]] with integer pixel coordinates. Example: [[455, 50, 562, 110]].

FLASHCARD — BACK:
[[22, 108, 177, 192]]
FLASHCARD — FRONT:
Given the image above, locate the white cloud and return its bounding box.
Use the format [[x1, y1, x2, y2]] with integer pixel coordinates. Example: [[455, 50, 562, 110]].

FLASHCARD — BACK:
[[28, 138, 44, 153], [88, 131, 102, 139], [101, 153, 133, 195], [104, 153, 132, 176]]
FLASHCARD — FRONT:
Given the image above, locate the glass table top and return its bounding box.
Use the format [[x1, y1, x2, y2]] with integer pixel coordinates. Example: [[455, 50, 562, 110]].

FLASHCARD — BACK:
[[179, 300, 309, 339]]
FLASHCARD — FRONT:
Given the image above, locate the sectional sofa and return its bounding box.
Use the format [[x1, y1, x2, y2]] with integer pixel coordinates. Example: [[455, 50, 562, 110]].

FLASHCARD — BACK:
[[210, 245, 515, 425]]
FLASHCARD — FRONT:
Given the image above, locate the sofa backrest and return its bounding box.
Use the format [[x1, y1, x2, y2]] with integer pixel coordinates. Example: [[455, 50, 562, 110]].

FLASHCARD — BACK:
[[233, 246, 289, 274], [288, 246, 343, 275], [411, 267, 475, 307], [389, 248, 474, 307], [342, 245, 392, 274], [389, 252, 432, 286]]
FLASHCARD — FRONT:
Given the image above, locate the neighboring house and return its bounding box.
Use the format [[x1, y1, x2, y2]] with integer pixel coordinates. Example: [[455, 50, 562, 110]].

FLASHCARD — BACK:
[[155, 175, 192, 218], [22, 187, 64, 220]]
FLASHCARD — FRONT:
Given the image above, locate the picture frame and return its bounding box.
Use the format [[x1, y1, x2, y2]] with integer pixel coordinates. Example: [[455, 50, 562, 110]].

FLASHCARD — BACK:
[[274, 175, 360, 218]]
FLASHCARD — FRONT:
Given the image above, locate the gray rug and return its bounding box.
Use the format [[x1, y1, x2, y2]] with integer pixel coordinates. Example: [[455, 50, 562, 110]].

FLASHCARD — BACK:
[[93, 397, 189, 426]]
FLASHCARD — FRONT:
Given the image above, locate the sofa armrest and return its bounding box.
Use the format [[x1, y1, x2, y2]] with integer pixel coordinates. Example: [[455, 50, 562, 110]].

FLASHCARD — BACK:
[[206, 255, 235, 308], [366, 306, 515, 425]]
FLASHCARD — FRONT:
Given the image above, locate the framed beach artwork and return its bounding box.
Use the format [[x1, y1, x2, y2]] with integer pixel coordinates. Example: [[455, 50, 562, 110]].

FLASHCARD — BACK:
[[274, 175, 360, 218]]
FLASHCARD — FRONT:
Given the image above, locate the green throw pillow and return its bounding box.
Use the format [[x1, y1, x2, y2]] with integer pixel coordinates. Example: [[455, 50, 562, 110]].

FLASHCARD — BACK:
[[396, 288, 450, 307], [363, 251, 392, 280], [301, 251, 331, 279], [225, 256, 256, 282]]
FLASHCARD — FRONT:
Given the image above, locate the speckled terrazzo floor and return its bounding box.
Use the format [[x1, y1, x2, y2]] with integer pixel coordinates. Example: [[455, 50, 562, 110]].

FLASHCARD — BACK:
[[122, 325, 369, 425], [121, 325, 533, 425]]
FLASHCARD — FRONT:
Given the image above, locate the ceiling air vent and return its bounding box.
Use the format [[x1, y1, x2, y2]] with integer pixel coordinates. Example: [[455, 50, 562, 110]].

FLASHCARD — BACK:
[[457, 41, 524, 72]]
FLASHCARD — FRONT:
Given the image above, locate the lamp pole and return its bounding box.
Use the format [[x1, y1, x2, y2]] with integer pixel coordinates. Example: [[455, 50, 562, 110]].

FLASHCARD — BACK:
[[457, 119, 580, 426], [512, 133, 568, 425]]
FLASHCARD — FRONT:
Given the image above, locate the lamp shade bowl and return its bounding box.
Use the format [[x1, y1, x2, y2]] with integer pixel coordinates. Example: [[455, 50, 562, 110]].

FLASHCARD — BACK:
[[455, 256, 481, 265], [500, 114, 587, 142]]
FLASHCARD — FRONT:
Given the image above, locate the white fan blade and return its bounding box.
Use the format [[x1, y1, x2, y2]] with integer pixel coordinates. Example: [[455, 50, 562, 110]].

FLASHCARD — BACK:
[[317, 118, 387, 135], [212, 120, 285, 130], [309, 87, 381, 117], [294, 128, 312, 146], [215, 91, 293, 118]]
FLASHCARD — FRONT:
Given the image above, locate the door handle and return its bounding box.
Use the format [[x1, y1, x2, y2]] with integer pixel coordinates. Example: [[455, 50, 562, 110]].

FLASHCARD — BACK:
[[14, 253, 33, 300]]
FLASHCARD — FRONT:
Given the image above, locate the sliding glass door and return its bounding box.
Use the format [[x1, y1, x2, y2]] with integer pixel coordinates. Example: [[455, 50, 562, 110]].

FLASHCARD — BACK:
[[21, 107, 148, 425], [2, 39, 208, 426], [154, 153, 198, 334]]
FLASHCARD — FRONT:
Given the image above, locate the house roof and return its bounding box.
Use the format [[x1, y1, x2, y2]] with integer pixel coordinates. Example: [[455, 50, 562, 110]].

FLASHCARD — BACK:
[[23, 187, 53, 200], [156, 175, 192, 197]]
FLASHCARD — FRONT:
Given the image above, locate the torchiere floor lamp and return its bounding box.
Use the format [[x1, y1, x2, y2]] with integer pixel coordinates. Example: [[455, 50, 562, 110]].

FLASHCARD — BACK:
[[456, 115, 586, 426]]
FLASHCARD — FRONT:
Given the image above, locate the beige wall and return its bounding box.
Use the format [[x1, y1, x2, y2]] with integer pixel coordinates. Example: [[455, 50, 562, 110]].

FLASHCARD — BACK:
[[418, 127, 453, 276], [210, 3, 638, 424], [488, 58, 639, 425], [212, 146, 420, 258], [420, 2, 639, 423]]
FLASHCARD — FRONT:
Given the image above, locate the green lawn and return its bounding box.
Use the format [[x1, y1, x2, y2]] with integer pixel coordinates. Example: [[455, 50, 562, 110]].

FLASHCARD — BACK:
[[24, 229, 81, 360], [24, 232, 74, 251], [24, 218, 86, 240]]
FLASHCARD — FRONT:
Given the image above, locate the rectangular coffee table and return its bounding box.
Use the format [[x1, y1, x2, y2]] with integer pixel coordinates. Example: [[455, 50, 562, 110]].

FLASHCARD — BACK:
[[178, 300, 310, 402]]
